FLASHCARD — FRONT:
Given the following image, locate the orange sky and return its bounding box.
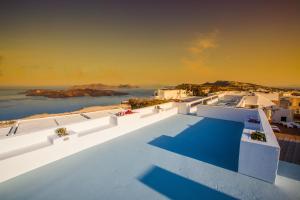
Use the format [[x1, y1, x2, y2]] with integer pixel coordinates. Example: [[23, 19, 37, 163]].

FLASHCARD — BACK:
[[0, 1, 299, 87]]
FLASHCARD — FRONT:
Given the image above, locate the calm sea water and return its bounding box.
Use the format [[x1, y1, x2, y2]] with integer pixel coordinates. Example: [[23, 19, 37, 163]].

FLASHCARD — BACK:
[[0, 87, 155, 120]]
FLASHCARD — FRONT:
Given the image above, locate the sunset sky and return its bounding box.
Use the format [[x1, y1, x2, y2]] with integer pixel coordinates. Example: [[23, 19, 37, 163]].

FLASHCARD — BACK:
[[0, 0, 299, 87]]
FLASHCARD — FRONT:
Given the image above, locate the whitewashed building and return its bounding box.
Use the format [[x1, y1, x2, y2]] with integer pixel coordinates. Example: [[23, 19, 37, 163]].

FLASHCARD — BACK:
[[154, 89, 188, 100]]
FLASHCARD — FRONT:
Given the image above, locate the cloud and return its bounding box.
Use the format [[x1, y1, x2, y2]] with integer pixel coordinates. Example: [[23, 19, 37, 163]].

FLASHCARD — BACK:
[[0, 56, 3, 76], [187, 31, 218, 54], [182, 30, 219, 72]]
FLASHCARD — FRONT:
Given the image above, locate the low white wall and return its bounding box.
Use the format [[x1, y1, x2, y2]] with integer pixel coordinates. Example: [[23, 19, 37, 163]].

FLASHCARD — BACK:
[[0, 104, 178, 183], [206, 98, 218, 105], [0, 129, 53, 154], [256, 94, 275, 108], [0, 116, 111, 155], [174, 102, 190, 114], [196, 105, 258, 123], [196, 105, 280, 183], [0, 102, 280, 183], [244, 96, 258, 106], [236, 94, 275, 109], [258, 109, 280, 148], [238, 109, 280, 183], [238, 139, 279, 183], [223, 91, 250, 96], [134, 102, 174, 115], [134, 107, 154, 115], [236, 96, 246, 107], [175, 94, 222, 115], [255, 92, 279, 102], [64, 116, 110, 132]]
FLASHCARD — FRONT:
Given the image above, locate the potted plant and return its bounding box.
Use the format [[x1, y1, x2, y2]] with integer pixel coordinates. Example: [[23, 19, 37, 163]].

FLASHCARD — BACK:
[[55, 127, 69, 137], [251, 131, 266, 142], [115, 109, 135, 116]]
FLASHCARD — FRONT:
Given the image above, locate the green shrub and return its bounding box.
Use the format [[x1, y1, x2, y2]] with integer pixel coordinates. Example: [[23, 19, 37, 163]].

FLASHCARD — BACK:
[[0, 120, 16, 128], [128, 98, 170, 109], [55, 128, 68, 137], [251, 131, 266, 142]]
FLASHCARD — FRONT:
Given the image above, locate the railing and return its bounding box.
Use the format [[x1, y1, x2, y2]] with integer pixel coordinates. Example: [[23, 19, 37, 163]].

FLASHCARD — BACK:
[[188, 94, 220, 107]]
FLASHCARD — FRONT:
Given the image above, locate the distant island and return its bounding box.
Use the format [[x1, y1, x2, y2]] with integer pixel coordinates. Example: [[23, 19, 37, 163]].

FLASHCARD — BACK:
[[24, 88, 129, 98], [71, 83, 139, 90], [23, 83, 140, 98], [24, 89, 128, 98]]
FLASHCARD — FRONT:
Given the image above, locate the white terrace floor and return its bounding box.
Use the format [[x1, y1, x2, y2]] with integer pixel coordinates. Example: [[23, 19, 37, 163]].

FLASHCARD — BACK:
[[0, 114, 299, 200]]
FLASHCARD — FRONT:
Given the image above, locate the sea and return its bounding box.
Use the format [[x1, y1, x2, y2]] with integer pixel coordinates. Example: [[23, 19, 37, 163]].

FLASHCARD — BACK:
[[0, 87, 156, 121]]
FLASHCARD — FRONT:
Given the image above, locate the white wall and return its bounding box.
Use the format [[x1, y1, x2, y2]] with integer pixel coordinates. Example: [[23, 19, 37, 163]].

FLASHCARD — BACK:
[[238, 138, 280, 183], [64, 116, 111, 132], [206, 98, 218, 105], [175, 94, 222, 115], [0, 129, 53, 154], [156, 90, 187, 100], [196, 105, 258, 123], [237, 94, 275, 109], [256, 94, 275, 108], [0, 104, 178, 183], [271, 108, 293, 123], [255, 92, 279, 102], [174, 102, 191, 114], [0, 101, 280, 183], [196, 105, 280, 183], [244, 96, 258, 106], [238, 109, 280, 183], [223, 91, 250, 96], [0, 117, 111, 155]]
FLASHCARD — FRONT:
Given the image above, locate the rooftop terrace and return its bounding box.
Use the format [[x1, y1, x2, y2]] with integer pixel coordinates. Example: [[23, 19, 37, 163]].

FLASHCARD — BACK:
[[0, 109, 122, 138], [0, 114, 299, 200]]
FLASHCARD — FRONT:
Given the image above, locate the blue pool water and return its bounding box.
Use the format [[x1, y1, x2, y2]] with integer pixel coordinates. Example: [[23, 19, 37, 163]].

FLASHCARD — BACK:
[[149, 117, 243, 171], [0, 87, 155, 120], [1, 114, 299, 199]]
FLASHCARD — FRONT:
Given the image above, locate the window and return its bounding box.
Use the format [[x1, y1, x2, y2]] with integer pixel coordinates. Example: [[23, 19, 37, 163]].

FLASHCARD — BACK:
[[281, 117, 287, 122]]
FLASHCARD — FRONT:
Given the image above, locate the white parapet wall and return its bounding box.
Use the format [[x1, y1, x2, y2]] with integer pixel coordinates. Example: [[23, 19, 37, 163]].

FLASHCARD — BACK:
[[238, 109, 280, 183], [196, 104, 259, 123], [0, 102, 280, 183], [196, 105, 280, 183], [206, 98, 218, 105], [175, 94, 222, 115], [0, 102, 178, 183]]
